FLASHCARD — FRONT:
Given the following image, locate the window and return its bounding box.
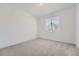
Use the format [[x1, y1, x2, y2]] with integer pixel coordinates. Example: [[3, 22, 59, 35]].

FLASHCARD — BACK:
[[45, 16, 60, 32]]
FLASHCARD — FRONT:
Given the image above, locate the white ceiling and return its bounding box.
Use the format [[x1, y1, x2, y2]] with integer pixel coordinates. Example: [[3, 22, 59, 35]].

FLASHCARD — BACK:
[[0, 3, 76, 17]]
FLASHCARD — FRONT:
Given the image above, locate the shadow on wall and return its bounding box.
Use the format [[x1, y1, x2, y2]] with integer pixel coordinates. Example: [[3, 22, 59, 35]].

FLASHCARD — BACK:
[[0, 7, 37, 48]]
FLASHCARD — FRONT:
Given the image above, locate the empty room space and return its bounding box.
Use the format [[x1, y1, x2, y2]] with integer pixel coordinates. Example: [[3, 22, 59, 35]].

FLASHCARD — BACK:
[[0, 3, 79, 56]]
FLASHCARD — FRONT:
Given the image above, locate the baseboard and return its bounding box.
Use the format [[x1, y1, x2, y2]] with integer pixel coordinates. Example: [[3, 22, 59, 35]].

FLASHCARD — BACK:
[[38, 37, 75, 45], [0, 37, 37, 49]]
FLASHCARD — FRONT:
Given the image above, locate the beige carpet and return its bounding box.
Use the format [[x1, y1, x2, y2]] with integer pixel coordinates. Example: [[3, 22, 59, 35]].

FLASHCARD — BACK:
[[0, 38, 79, 56]]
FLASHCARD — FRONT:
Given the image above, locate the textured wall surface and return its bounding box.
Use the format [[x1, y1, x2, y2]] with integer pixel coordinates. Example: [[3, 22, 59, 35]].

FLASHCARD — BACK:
[[0, 7, 37, 48], [38, 6, 76, 44]]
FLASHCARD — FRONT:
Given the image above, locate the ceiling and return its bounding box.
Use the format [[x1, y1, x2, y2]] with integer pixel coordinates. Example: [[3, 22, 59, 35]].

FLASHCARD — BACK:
[[0, 3, 76, 17]]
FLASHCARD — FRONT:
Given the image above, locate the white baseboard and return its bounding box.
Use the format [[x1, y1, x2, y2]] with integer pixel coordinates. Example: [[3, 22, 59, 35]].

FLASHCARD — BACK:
[[0, 37, 37, 49]]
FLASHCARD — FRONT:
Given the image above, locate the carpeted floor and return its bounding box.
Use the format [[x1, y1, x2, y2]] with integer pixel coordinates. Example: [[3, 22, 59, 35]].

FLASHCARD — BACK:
[[0, 38, 79, 56]]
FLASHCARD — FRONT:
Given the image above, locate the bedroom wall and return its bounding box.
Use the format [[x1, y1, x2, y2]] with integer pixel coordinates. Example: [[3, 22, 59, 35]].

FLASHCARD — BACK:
[[76, 4, 79, 48], [0, 7, 37, 48], [38, 6, 76, 44]]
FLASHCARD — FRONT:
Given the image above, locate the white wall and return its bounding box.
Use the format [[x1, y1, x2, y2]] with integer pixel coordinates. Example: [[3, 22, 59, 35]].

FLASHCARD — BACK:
[[38, 6, 76, 44], [76, 4, 79, 48], [0, 7, 37, 48]]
